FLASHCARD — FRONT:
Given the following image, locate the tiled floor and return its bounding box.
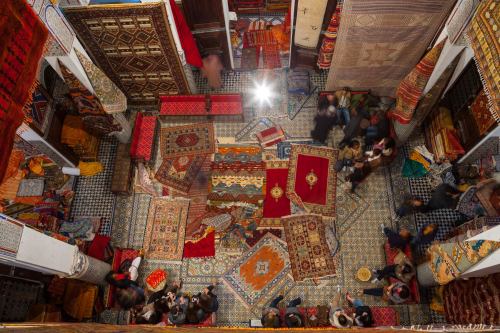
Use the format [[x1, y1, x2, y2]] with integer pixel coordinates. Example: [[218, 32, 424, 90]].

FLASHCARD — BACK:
[[70, 68, 446, 326]]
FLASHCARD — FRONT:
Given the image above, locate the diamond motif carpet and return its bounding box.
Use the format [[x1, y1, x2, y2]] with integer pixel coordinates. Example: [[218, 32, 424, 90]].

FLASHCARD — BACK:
[[155, 155, 206, 194], [143, 197, 189, 261], [282, 214, 336, 281], [160, 123, 215, 158], [222, 233, 293, 313], [64, 3, 189, 105]]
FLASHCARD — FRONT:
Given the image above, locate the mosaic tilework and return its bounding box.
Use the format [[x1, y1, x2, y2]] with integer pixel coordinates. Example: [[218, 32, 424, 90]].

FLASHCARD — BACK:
[[70, 138, 118, 235], [78, 67, 445, 326]]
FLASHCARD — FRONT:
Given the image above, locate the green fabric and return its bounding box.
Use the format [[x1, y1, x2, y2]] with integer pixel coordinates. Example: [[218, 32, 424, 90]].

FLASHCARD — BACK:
[[402, 158, 429, 178]]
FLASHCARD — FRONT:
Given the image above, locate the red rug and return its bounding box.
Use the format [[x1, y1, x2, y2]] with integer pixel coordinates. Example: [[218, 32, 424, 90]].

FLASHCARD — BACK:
[[0, 0, 48, 181], [183, 227, 215, 258], [262, 160, 290, 225], [155, 154, 206, 194], [286, 145, 338, 217], [130, 113, 158, 162], [444, 273, 500, 324]]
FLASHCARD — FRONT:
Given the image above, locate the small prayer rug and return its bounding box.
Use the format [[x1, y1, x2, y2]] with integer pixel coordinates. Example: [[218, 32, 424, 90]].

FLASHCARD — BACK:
[[222, 233, 293, 311], [155, 155, 206, 194], [256, 125, 286, 147], [286, 144, 338, 217], [16, 179, 45, 197], [466, 0, 500, 121], [262, 160, 290, 227], [160, 122, 215, 158], [143, 197, 189, 261], [282, 214, 336, 281]]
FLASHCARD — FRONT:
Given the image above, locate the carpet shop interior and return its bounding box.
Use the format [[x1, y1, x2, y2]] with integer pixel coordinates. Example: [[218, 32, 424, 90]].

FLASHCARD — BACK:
[[0, 0, 499, 332]]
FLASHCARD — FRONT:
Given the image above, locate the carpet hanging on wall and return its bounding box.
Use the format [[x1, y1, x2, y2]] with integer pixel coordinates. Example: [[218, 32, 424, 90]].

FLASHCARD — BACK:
[[325, 0, 456, 97], [466, 0, 500, 122], [317, 2, 342, 69], [389, 40, 446, 124], [64, 3, 189, 105], [0, 0, 48, 182]]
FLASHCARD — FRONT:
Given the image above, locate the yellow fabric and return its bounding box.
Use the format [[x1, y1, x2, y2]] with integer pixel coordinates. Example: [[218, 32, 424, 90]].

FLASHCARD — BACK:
[[63, 280, 97, 321], [409, 150, 431, 170], [78, 161, 103, 176]]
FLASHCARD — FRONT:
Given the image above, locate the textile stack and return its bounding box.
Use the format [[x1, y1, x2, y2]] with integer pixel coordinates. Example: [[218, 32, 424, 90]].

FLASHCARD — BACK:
[[60, 115, 100, 161], [424, 107, 464, 162]]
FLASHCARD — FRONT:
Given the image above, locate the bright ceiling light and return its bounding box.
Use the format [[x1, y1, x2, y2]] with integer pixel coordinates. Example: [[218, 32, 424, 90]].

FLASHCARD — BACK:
[[251, 79, 274, 106]]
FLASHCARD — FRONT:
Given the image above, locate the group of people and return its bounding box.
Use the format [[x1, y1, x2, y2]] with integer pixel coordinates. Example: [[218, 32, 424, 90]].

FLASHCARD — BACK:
[[261, 290, 374, 328], [312, 89, 396, 193], [105, 255, 218, 325]]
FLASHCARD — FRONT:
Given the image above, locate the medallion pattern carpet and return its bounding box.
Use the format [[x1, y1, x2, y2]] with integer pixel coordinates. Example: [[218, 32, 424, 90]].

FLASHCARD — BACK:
[[64, 3, 189, 105], [143, 197, 189, 261], [160, 123, 215, 158], [155, 155, 206, 194], [222, 233, 293, 313], [282, 214, 336, 281], [326, 0, 456, 97], [287, 144, 338, 217]]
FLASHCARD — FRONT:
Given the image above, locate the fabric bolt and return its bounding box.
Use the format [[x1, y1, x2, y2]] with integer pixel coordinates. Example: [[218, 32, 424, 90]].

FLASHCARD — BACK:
[[183, 227, 216, 258], [287, 144, 338, 217], [65, 4, 189, 105], [262, 160, 290, 224], [393, 51, 462, 145], [168, 0, 202, 68], [428, 238, 500, 285], [317, 2, 343, 69], [467, 0, 500, 121], [282, 214, 336, 281], [326, 0, 456, 97], [389, 40, 445, 124], [294, 0, 329, 48], [0, 0, 48, 182], [143, 197, 190, 261], [160, 123, 215, 158], [470, 89, 496, 136], [155, 155, 206, 194]]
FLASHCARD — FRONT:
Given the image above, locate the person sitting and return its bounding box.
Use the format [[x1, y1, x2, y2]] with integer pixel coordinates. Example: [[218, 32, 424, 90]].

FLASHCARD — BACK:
[[340, 106, 369, 146], [168, 303, 187, 325], [334, 88, 352, 126], [335, 140, 363, 172], [346, 292, 372, 327], [328, 290, 353, 328], [198, 285, 219, 315], [284, 297, 304, 328], [381, 225, 413, 251], [425, 183, 462, 212], [135, 297, 169, 324], [363, 281, 411, 304], [395, 195, 426, 219], [261, 295, 282, 328], [371, 255, 415, 284], [345, 159, 372, 193], [365, 110, 389, 146], [105, 257, 145, 310], [185, 299, 203, 324]]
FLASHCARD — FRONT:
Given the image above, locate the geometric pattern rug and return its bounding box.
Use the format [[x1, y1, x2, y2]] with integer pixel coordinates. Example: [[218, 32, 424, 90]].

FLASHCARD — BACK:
[[143, 197, 189, 261], [222, 233, 294, 314], [282, 214, 336, 281], [64, 3, 189, 105]]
